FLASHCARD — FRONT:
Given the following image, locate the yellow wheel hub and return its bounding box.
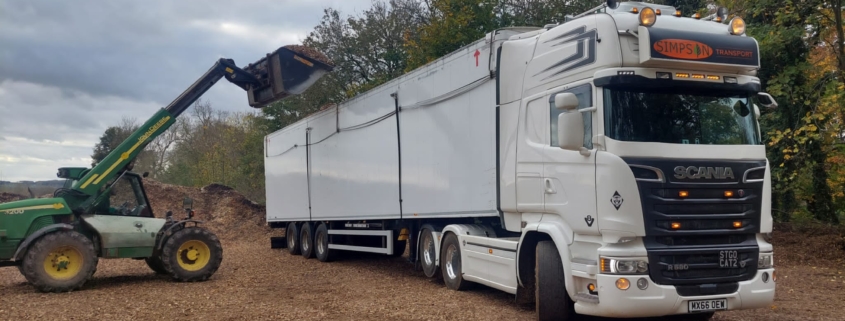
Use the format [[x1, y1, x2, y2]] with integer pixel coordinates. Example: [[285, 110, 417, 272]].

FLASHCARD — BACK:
[[177, 240, 210, 271], [43, 246, 83, 280]]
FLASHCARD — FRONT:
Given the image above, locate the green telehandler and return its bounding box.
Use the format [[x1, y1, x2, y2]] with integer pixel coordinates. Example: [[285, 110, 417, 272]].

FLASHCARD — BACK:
[[0, 45, 334, 292]]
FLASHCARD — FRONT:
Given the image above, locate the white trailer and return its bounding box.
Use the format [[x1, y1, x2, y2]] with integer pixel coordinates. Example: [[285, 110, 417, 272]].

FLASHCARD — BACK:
[[265, 1, 778, 320]]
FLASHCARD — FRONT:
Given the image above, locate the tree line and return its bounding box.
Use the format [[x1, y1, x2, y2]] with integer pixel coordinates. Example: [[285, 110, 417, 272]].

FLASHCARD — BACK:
[[92, 0, 844, 224]]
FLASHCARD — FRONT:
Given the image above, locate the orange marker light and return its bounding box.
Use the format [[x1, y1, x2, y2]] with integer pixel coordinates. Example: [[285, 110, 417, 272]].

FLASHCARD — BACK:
[[679, 190, 689, 198], [692, 74, 705, 79], [656, 9, 662, 15], [588, 283, 596, 292], [694, 12, 701, 19], [675, 73, 690, 78], [725, 190, 734, 198], [707, 75, 721, 80], [671, 222, 682, 229], [674, 10, 682, 17], [733, 221, 743, 228]]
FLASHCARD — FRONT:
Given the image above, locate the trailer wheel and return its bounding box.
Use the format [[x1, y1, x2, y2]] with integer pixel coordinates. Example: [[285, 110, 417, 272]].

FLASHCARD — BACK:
[[300, 222, 315, 259], [161, 227, 223, 282], [440, 233, 472, 291], [314, 223, 336, 262], [418, 228, 440, 279], [21, 230, 98, 293], [144, 254, 168, 275], [535, 240, 574, 321], [286, 222, 301, 255]]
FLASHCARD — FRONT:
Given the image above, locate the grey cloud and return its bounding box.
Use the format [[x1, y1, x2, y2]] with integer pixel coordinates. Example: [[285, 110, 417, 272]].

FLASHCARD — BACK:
[[1, 0, 372, 107]]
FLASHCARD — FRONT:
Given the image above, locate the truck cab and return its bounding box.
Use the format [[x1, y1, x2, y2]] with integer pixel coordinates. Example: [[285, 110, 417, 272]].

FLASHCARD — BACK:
[[497, 1, 775, 318]]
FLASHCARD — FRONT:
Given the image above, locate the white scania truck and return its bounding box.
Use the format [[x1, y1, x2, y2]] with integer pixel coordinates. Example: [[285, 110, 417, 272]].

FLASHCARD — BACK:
[[264, 1, 778, 319]]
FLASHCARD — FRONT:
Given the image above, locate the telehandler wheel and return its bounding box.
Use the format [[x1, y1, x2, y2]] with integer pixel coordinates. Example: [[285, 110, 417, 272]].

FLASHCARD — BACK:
[[144, 254, 168, 275], [161, 227, 223, 282], [314, 223, 336, 262], [535, 240, 574, 321], [21, 230, 98, 293], [440, 233, 472, 291]]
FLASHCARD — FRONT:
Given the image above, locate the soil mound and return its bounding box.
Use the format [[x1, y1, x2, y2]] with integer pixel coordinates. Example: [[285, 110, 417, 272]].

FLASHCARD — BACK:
[[143, 180, 273, 243], [0, 192, 25, 203]]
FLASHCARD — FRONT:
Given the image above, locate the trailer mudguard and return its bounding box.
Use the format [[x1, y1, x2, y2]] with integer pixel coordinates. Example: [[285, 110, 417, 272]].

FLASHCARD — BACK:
[[13, 223, 74, 261]]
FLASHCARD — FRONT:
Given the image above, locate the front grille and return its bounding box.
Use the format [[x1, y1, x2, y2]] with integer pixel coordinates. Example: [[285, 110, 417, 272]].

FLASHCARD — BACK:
[[676, 283, 739, 296], [648, 247, 758, 285], [654, 234, 750, 246], [622, 157, 767, 286]]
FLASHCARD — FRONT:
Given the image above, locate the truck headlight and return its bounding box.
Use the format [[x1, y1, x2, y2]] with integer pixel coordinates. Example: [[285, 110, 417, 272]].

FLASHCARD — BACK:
[[601, 257, 649, 274], [758, 252, 774, 269]]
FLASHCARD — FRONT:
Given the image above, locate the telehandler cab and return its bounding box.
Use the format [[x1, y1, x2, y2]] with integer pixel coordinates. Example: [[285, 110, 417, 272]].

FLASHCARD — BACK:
[[0, 45, 334, 292]]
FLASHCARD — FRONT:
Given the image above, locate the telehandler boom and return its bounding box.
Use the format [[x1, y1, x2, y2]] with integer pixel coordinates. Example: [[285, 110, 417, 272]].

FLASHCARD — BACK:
[[0, 45, 333, 292]]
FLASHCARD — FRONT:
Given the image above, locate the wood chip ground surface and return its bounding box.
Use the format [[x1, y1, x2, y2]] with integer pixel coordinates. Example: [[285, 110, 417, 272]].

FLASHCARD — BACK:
[[1, 182, 843, 320]]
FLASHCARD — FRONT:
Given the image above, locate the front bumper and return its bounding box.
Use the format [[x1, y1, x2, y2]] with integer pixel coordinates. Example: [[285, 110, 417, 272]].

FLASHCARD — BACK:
[[574, 269, 776, 318]]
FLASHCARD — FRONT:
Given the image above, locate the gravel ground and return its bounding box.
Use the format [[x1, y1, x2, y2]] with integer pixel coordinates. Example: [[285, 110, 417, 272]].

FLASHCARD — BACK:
[[1, 237, 843, 321]]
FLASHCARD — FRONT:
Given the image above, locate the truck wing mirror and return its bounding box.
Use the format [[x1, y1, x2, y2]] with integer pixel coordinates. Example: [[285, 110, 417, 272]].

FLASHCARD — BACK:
[[557, 112, 585, 152], [757, 92, 778, 109], [554, 93, 580, 110]]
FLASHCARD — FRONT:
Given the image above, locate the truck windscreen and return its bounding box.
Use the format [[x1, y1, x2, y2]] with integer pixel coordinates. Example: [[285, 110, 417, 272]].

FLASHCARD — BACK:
[[603, 87, 760, 145]]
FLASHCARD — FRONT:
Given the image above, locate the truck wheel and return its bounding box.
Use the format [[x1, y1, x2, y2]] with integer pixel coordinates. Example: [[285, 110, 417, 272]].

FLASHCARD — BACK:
[[441, 233, 472, 290], [145, 254, 168, 275], [161, 227, 223, 282], [535, 240, 574, 321], [21, 230, 98, 293], [286, 222, 301, 255], [418, 228, 440, 279], [300, 222, 315, 259], [314, 223, 336, 262]]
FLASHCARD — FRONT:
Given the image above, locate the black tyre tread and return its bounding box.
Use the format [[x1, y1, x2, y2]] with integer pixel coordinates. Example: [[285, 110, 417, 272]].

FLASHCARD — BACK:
[[440, 233, 471, 291], [418, 228, 441, 279], [391, 240, 407, 257], [21, 230, 98, 293], [300, 223, 315, 259], [286, 223, 301, 255], [145, 254, 168, 274], [536, 240, 574, 321], [161, 227, 223, 282], [314, 223, 336, 262]]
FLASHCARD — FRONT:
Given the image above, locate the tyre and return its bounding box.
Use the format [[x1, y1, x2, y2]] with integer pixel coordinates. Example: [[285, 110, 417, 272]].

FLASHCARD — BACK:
[[418, 228, 440, 279], [391, 240, 407, 257], [145, 253, 168, 274], [535, 240, 574, 321], [441, 233, 472, 291], [300, 222, 315, 259], [161, 227, 223, 282], [21, 230, 98, 293], [286, 222, 301, 255], [314, 223, 336, 262]]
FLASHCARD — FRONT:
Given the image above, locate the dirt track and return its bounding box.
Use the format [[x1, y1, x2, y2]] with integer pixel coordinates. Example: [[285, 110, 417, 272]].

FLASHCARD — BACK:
[[1, 182, 843, 320]]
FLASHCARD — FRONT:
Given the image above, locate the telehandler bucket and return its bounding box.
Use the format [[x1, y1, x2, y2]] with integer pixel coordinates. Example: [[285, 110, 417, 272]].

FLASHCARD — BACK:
[[244, 45, 335, 108]]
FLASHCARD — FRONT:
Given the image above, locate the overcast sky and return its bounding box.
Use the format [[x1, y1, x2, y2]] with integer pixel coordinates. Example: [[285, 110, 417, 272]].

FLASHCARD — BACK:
[[0, 0, 373, 182]]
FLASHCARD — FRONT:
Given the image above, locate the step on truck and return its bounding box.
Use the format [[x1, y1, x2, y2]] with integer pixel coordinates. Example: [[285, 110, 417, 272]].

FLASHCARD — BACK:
[[0, 45, 333, 292], [264, 1, 777, 319]]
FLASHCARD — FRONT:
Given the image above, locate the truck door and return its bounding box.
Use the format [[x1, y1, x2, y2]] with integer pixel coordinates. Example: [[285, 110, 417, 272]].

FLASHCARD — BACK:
[[542, 81, 599, 235]]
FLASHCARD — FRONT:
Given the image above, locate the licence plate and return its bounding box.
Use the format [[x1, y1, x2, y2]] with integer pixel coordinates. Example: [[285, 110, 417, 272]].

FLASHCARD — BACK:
[[719, 250, 738, 268], [688, 299, 727, 312]]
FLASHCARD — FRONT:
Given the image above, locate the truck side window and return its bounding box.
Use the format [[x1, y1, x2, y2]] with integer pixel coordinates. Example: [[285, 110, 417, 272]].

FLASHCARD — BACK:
[[549, 83, 593, 148]]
